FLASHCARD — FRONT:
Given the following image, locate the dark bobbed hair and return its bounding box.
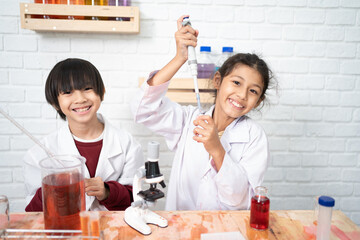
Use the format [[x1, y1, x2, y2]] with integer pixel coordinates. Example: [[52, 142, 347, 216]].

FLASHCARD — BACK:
[[216, 53, 274, 107], [45, 58, 105, 120]]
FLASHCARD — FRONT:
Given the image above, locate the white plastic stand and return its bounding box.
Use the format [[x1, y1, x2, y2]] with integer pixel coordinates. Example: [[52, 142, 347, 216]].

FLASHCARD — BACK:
[[123, 167, 168, 235], [124, 203, 168, 235]]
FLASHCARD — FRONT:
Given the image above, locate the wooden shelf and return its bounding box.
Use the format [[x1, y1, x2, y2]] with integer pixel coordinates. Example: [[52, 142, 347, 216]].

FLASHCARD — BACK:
[[139, 77, 216, 104], [20, 3, 140, 33]]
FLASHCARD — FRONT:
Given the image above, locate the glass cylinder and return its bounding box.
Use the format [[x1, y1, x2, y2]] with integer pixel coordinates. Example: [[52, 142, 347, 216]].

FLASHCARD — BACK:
[[69, 0, 85, 4], [68, 0, 85, 20], [0, 195, 9, 235], [40, 155, 86, 231], [108, 0, 131, 6], [93, 0, 108, 5], [250, 186, 270, 230], [85, 0, 108, 20], [108, 0, 131, 20]]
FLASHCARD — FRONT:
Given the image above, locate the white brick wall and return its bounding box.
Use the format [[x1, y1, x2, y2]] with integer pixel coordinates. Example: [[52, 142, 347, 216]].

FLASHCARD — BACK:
[[0, 0, 359, 226]]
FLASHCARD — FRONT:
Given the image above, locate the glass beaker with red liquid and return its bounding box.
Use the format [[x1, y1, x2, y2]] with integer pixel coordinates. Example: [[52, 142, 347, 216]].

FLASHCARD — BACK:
[[250, 186, 270, 230], [40, 155, 86, 232]]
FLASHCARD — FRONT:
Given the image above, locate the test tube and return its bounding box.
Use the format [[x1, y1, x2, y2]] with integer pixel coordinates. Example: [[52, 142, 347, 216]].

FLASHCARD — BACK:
[[90, 211, 100, 237], [80, 211, 100, 238], [80, 211, 90, 239]]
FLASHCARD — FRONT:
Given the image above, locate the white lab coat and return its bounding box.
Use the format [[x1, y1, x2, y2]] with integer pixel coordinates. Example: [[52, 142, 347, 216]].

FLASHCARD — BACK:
[[131, 78, 269, 211], [23, 114, 144, 211]]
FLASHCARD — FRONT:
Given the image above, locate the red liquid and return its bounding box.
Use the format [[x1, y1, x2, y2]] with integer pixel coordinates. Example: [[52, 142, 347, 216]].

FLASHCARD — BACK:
[[42, 172, 85, 231], [250, 195, 270, 230]]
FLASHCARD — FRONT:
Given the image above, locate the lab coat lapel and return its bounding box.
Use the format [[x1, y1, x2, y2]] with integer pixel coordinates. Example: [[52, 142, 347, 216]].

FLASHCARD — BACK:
[[57, 124, 91, 178], [94, 115, 122, 181], [57, 123, 79, 155], [221, 116, 250, 152]]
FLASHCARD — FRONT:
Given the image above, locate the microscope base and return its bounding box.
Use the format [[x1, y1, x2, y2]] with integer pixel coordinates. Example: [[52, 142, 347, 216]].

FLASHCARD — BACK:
[[124, 206, 168, 235]]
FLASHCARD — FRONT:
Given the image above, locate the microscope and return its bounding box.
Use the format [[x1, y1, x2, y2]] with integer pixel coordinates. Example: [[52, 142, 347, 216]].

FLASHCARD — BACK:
[[124, 141, 168, 235]]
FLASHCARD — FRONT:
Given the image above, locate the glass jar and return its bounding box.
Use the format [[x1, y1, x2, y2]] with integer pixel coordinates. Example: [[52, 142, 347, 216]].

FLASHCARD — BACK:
[[250, 186, 270, 230]]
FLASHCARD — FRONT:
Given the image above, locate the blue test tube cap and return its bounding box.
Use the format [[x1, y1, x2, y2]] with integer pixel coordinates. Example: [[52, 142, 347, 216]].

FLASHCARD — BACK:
[[318, 196, 335, 207], [200, 46, 211, 52], [222, 47, 233, 53]]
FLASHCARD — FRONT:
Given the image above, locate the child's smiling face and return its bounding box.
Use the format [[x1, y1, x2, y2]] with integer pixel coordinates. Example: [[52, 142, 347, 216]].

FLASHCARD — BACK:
[[57, 87, 101, 126], [214, 64, 264, 120]]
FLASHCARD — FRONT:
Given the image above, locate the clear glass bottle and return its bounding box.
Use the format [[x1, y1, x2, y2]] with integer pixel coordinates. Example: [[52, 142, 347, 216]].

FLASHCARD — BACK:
[[250, 186, 270, 230], [215, 47, 234, 71], [197, 46, 215, 79]]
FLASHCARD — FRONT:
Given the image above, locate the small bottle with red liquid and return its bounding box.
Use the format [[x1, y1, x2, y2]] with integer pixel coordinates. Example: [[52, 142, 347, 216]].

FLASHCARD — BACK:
[[250, 186, 270, 230]]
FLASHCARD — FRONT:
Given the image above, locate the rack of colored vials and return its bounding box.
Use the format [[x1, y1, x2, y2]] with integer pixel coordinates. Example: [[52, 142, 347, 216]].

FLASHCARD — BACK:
[[19, 3, 140, 33]]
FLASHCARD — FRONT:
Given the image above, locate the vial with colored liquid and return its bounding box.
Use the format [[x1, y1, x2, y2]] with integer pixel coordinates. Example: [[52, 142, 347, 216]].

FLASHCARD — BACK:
[[250, 186, 270, 230]]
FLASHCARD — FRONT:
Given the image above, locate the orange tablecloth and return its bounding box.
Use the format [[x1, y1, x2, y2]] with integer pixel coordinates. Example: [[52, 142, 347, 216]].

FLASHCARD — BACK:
[[6, 210, 360, 240]]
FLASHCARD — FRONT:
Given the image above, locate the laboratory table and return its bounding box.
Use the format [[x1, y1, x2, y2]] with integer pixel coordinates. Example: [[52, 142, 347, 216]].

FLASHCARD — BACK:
[[4, 210, 360, 240]]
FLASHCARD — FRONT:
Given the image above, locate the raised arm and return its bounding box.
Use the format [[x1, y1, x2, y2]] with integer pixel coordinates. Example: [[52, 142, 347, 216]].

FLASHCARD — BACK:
[[148, 15, 199, 86]]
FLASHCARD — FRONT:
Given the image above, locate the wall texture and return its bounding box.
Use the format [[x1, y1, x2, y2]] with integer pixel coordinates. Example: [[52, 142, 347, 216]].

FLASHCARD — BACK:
[[0, 0, 359, 225]]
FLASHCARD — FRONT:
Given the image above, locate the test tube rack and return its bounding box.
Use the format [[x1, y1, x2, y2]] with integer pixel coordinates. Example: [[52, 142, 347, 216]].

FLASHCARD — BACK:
[[20, 3, 140, 33]]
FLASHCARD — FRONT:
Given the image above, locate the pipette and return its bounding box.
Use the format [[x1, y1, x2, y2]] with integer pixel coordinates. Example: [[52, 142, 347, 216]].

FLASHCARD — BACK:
[[182, 17, 203, 113], [0, 107, 55, 158]]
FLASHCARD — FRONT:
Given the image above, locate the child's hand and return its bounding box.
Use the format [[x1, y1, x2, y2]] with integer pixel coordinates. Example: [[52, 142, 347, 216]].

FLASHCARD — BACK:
[[84, 177, 109, 201], [193, 115, 225, 170], [175, 15, 199, 62]]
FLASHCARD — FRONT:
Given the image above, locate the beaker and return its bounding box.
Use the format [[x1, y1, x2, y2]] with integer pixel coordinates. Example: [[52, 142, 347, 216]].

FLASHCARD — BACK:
[[250, 186, 270, 230], [40, 155, 86, 231]]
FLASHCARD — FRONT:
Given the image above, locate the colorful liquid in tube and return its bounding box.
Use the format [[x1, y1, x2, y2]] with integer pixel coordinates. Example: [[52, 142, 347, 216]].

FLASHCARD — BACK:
[[68, 0, 85, 19]]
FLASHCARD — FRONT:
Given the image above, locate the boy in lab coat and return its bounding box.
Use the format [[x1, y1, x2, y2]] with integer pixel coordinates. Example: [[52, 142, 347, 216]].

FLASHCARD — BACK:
[[24, 58, 144, 211], [132, 16, 274, 210]]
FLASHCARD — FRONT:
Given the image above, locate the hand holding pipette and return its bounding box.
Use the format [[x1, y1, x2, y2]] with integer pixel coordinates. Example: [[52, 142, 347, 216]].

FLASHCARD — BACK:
[[147, 16, 198, 90]]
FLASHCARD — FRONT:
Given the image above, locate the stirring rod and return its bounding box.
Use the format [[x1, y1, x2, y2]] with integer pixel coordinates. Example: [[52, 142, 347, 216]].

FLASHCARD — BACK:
[[0, 107, 55, 158]]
